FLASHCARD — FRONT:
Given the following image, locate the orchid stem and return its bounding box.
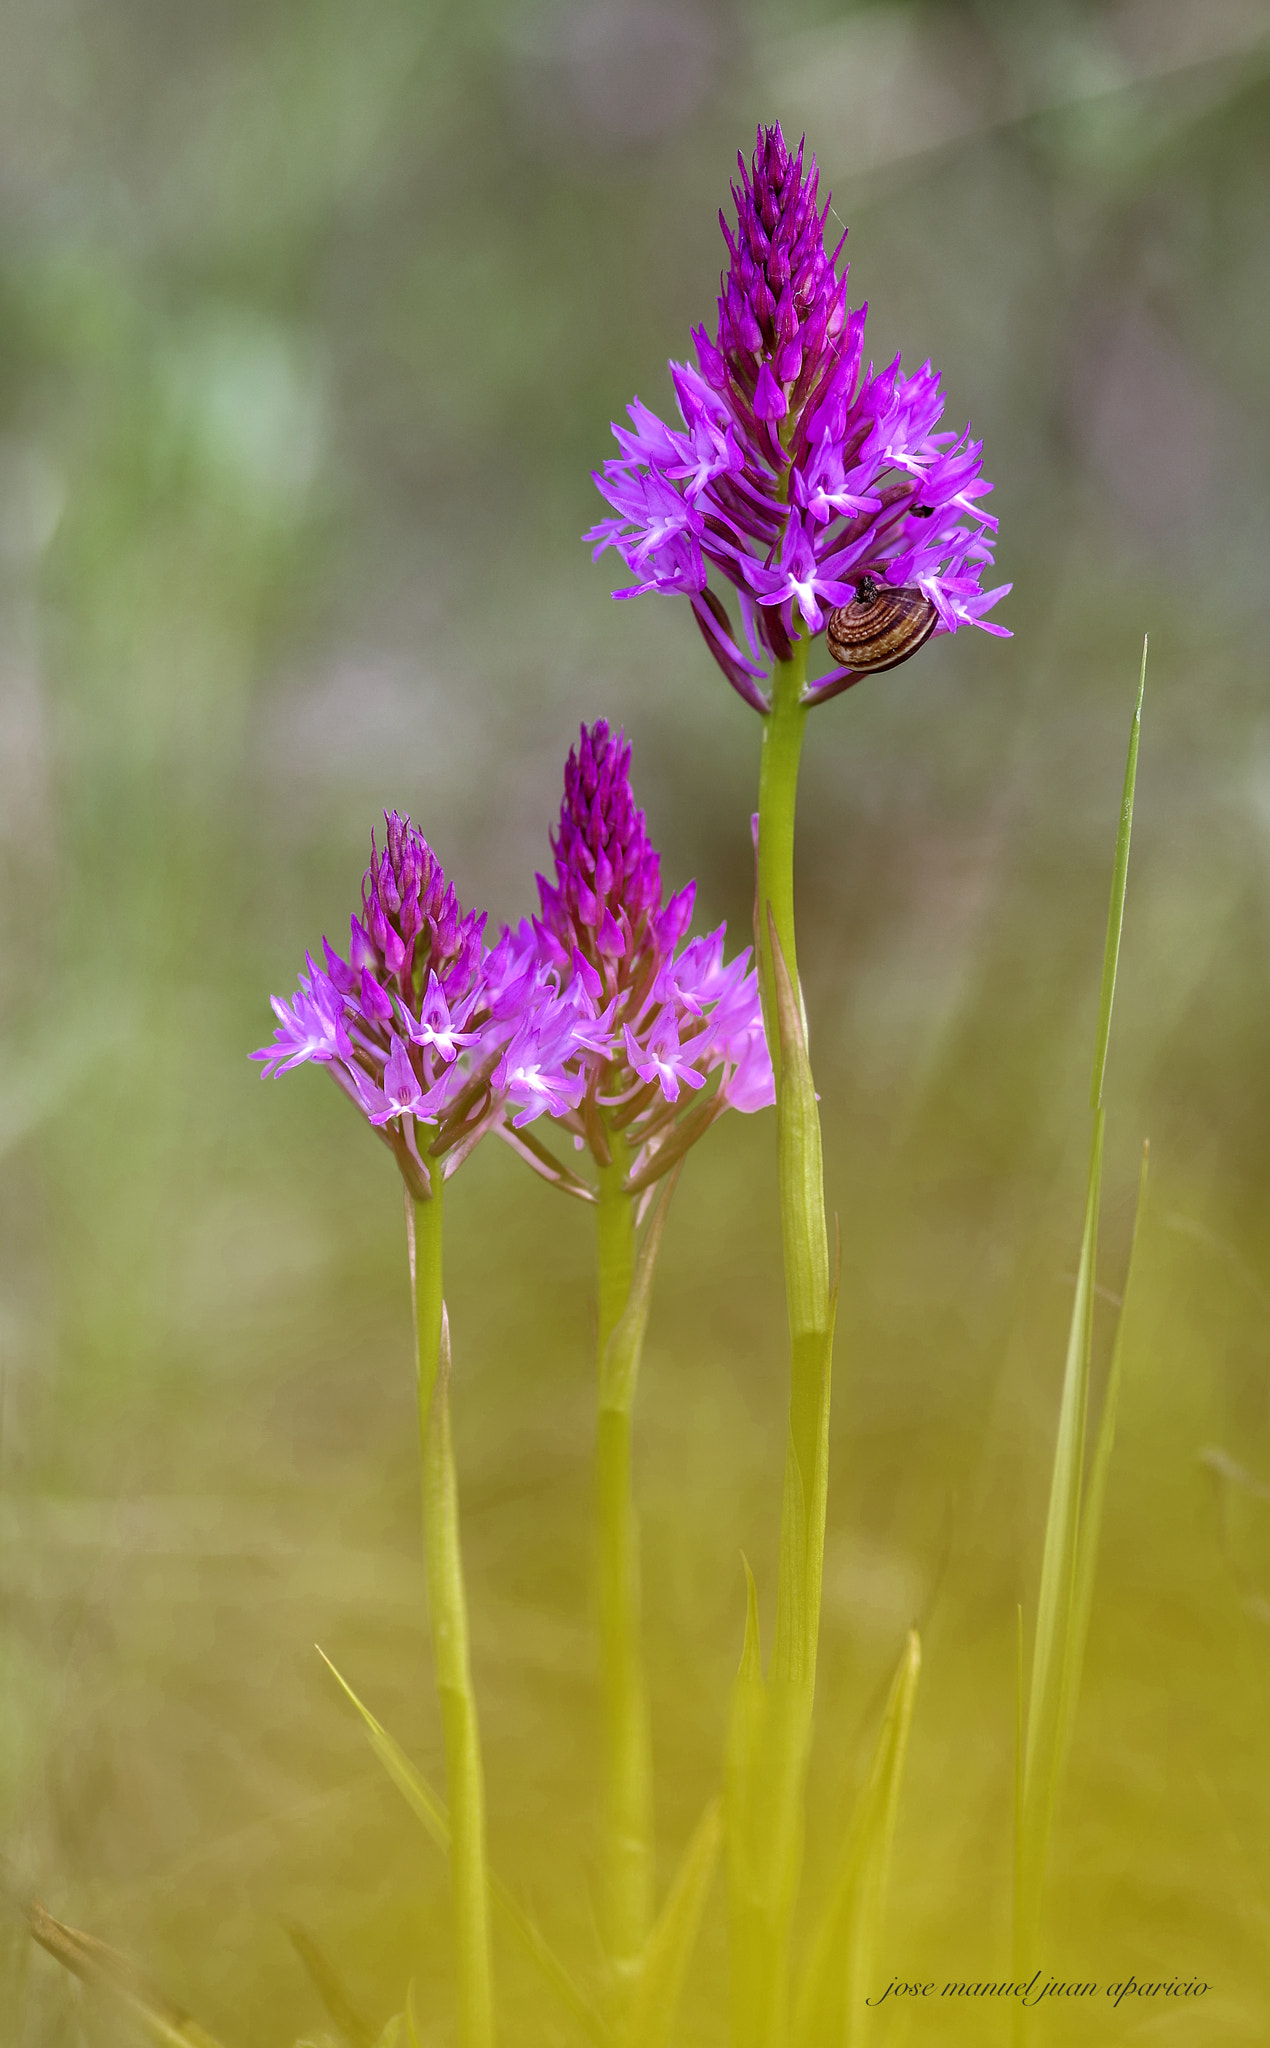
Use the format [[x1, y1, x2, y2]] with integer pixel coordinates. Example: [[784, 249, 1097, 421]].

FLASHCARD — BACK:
[[595, 1119, 655, 2010], [411, 1174, 495, 2048], [736, 637, 837, 2048], [756, 640, 810, 1078]]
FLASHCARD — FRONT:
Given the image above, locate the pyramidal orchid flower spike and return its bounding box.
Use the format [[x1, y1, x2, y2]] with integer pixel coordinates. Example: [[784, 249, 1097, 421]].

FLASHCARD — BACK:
[[587, 123, 1009, 708], [497, 718, 773, 1204], [253, 810, 611, 1202]]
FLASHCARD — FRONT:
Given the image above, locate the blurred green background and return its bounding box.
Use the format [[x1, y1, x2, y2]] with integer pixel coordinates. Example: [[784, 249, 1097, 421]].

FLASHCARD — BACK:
[[2, 0, 1269, 2041]]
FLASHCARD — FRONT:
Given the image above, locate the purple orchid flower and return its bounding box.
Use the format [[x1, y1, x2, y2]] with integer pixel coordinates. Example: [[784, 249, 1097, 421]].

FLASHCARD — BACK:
[[586, 123, 1010, 708], [500, 720, 773, 1202], [254, 811, 612, 1199], [255, 957, 354, 1075]]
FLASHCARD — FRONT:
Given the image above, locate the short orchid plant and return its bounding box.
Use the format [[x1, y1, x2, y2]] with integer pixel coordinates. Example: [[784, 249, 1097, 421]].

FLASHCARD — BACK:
[[27, 123, 1152, 2048]]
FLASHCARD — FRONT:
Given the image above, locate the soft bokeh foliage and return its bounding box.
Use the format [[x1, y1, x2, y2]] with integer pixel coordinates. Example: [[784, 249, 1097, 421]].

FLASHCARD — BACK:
[[2, 1, 1269, 2041]]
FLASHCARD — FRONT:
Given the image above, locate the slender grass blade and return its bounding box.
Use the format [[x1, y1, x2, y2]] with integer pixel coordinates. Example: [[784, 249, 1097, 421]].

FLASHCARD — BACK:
[[1017, 1103, 1103, 1988], [1016, 644, 1147, 1996], [26, 1897, 230, 2048], [1059, 1141, 1149, 1771], [317, 1652, 610, 2046], [318, 1648, 449, 1853], [1022, 1108, 1103, 1807]]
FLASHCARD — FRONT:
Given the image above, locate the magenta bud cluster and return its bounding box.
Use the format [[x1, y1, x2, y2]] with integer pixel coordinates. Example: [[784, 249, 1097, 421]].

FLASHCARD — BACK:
[[254, 811, 531, 1198], [254, 725, 772, 1200], [538, 719, 666, 960], [498, 720, 772, 1194], [586, 122, 1010, 710]]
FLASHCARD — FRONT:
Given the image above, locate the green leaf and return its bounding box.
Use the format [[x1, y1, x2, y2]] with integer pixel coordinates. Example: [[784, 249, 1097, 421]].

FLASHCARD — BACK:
[[621, 1798, 722, 2048], [794, 1630, 921, 2047], [317, 1651, 610, 2047], [371, 2023, 403, 2048]]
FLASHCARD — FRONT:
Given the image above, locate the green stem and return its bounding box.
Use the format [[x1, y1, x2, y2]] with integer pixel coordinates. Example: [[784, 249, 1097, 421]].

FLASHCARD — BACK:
[[759, 642, 833, 1677], [759, 642, 834, 1662], [737, 640, 837, 2047], [755, 642, 810, 1084], [595, 1123, 655, 2007], [411, 1175, 495, 2048], [597, 1126, 637, 1356]]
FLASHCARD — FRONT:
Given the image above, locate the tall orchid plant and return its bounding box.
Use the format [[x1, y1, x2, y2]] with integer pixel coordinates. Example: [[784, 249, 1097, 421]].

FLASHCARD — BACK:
[[589, 120, 1008, 2043]]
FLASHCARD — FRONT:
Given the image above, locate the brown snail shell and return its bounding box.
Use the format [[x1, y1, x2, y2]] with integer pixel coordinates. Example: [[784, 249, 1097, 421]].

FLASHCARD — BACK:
[[824, 576, 938, 675]]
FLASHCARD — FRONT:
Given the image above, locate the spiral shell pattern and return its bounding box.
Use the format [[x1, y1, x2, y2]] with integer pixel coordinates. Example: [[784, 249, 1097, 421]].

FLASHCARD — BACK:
[[825, 583, 939, 675]]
